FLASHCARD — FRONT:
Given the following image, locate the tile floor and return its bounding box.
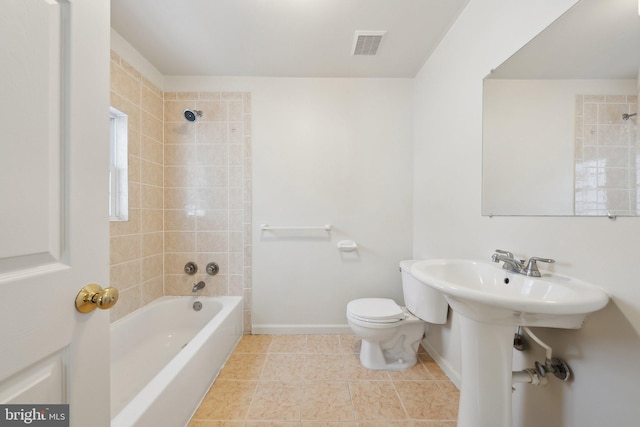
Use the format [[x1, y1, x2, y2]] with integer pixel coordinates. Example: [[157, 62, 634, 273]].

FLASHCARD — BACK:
[[188, 335, 459, 426]]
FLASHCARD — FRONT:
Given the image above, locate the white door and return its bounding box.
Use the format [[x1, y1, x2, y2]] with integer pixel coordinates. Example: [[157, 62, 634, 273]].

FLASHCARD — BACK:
[[0, 1, 111, 426]]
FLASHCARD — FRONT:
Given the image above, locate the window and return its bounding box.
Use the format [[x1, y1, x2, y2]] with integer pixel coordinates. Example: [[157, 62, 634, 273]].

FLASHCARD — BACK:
[[109, 107, 128, 221]]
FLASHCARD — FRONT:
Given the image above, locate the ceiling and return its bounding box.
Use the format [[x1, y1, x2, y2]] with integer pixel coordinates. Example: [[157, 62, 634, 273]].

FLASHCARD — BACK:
[[489, 0, 640, 80], [110, 0, 469, 78]]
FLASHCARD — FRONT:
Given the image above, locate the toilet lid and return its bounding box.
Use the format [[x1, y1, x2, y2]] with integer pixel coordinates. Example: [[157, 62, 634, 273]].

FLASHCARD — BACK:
[[347, 298, 405, 322]]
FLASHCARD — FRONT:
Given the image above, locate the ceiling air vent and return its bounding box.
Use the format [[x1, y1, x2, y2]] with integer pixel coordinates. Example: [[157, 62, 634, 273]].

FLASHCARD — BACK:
[[352, 31, 386, 56]]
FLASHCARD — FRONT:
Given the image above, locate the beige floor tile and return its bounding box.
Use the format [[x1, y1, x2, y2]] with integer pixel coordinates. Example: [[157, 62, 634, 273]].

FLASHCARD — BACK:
[[394, 381, 457, 420], [247, 381, 303, 421], [304, 354, 347, 381], [192, 380, 256, 420], [418, 354, 450, 381], [245, 422, 302, 427], [188, 421, 244, 427], [261, 353, 305, 381], [357, 422, 413, 427], [435, 380, 460, 402], [234, 335, 273, 353], [343, 354, 390, 381], [270, 335, 308, 353], [217, 353, 266, 380], [189, 335, 460, 426], [306, 335, 342, 353], [388, 361, 433, 381], [412, 422, 457, 426], [303, 423, 357, 427], [302, 382, 354, 422], [338, 335, 361, 354], [349, 381, 407, 421]]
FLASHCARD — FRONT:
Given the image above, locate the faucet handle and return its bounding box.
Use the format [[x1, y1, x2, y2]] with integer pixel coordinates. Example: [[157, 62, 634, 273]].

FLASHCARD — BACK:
[[494, 249, 515, 258], [524, 257, 555, 277]]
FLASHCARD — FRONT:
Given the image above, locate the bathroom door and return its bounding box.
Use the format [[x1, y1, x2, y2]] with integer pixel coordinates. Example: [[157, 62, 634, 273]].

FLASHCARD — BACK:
[[0, 1, 111, 426]]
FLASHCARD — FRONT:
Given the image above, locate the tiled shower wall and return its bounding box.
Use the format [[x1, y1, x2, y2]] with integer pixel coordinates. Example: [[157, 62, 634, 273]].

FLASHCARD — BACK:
[[109, 52, 253, 331], [163, 92, 252, 331], [574, 94, 638, 216], [109, 51, 164, 321]]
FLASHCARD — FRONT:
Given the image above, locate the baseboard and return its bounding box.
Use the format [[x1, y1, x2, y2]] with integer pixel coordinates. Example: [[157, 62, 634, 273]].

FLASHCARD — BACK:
[[252, 324, 353, 335], [421, 337, 461, 389]]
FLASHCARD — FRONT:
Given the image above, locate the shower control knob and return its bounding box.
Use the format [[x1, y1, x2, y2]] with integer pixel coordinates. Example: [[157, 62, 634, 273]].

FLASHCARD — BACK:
[[206, 262, 219, 276], [184, 261, 198, 275]]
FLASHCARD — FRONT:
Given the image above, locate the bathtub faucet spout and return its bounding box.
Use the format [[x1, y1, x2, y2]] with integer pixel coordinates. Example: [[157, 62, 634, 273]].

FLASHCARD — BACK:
[[192, 281, 206, 292]]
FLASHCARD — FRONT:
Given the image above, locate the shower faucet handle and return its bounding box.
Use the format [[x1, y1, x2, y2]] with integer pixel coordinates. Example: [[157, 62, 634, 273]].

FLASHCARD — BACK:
[[184, 261, 198, 275]]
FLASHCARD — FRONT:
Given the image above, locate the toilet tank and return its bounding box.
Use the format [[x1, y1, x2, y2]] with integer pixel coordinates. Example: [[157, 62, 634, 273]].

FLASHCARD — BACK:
[[400, 260, 448, 324]]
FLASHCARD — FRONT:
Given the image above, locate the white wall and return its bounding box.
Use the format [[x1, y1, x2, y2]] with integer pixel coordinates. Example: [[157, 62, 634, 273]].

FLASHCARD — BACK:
[[111, 30, 164, 90], [165, 76, 414, 333], [414, 0, 640, 426]]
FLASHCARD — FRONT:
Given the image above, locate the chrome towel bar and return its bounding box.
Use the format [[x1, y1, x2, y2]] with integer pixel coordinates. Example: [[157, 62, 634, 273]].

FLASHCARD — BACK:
[[260, 223, 332, 231]]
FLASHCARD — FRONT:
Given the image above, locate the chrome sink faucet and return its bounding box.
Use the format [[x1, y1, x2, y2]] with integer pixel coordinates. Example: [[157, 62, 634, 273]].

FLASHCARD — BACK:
[[491, 249, 524, 274], [491, 249, 555, 277]]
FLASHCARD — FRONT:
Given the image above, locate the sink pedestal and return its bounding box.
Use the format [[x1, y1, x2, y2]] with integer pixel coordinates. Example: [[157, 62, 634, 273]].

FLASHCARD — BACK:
[[410, 259, 610, 427], [457, 315, 514, 427]]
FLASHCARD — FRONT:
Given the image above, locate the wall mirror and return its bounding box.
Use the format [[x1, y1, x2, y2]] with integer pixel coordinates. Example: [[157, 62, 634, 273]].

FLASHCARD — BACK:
[[482, 0, 640, 216]]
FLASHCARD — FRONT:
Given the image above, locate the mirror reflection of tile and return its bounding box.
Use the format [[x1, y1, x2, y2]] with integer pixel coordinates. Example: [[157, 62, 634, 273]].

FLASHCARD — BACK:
[[574, 94, 639, 216]]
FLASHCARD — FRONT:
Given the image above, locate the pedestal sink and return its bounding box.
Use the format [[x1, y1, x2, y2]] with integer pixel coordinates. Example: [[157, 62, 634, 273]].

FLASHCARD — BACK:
[[411, 259, 609, 427]]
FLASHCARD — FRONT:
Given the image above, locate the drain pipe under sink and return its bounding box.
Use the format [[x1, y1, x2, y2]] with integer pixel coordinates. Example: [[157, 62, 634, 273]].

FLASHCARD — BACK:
[[511, 326, 572, 386]]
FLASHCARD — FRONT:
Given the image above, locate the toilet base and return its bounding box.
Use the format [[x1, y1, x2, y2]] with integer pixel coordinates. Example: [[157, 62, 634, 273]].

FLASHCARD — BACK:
[[357, 325, 423, 371], [359, 340, 417, 371]]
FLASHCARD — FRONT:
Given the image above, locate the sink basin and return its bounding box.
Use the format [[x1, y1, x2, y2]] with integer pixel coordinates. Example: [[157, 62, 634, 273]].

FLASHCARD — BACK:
[[411, 259, 609, 328], [410, 258, 609, 427]]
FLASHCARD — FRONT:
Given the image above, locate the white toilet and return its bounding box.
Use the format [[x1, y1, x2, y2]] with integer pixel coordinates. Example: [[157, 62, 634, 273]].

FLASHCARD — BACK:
[[346, 260, 448, 370]]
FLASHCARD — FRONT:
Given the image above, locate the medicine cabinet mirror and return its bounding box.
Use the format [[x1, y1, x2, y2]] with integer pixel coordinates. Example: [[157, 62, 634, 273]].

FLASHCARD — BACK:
[[482, 0, 640, 216]]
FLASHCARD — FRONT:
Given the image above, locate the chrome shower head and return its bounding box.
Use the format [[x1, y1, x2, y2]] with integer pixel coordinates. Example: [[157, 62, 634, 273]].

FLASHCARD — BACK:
[[184, 109, 203, 122]]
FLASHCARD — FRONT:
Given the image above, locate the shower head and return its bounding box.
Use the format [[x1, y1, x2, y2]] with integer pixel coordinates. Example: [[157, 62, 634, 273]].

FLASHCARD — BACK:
[[184, 109, 203, 122], [622, 113, 637, 121]]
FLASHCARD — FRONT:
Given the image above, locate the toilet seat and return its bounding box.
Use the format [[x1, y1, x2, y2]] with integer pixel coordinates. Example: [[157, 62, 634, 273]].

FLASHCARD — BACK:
[[346, 298, 405, 323]]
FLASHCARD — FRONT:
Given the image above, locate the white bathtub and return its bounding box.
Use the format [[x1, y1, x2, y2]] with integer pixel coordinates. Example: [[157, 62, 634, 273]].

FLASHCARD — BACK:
[[110, 296, 243, 427]]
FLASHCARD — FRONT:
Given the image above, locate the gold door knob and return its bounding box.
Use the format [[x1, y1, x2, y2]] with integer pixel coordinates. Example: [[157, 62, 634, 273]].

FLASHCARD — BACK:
[[75, 284, 119, 313]]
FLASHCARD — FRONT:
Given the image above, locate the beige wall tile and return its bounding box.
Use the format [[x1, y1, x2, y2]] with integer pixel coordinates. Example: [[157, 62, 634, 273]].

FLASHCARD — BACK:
[[141, 135, 163, 165], [110, 234, 140, 265], [165, 100, 194, 122], [141, 111, 163, 142], [165, 122, 195, 144], [110, 75, 253, 331], [142, 86, 163, 120], [165, 231, 195, 253], [196, 122, 228, 144], [110, 260, 141, 290], [196, 232, 229, 252], [142, 254, 164, 282], [196, 143, 229, 165], [140, 209, 163, 233], [165, 144, 194, 166], [111, 61, 140, 105], [141, 231, 163, 257], [109, 286, 143, 322], [196, 100, 228, 121], [141, 159, 163, 187], [141, 184, 163, 210], [141, 276, 163, 304], [165, 209, 196, 231]]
